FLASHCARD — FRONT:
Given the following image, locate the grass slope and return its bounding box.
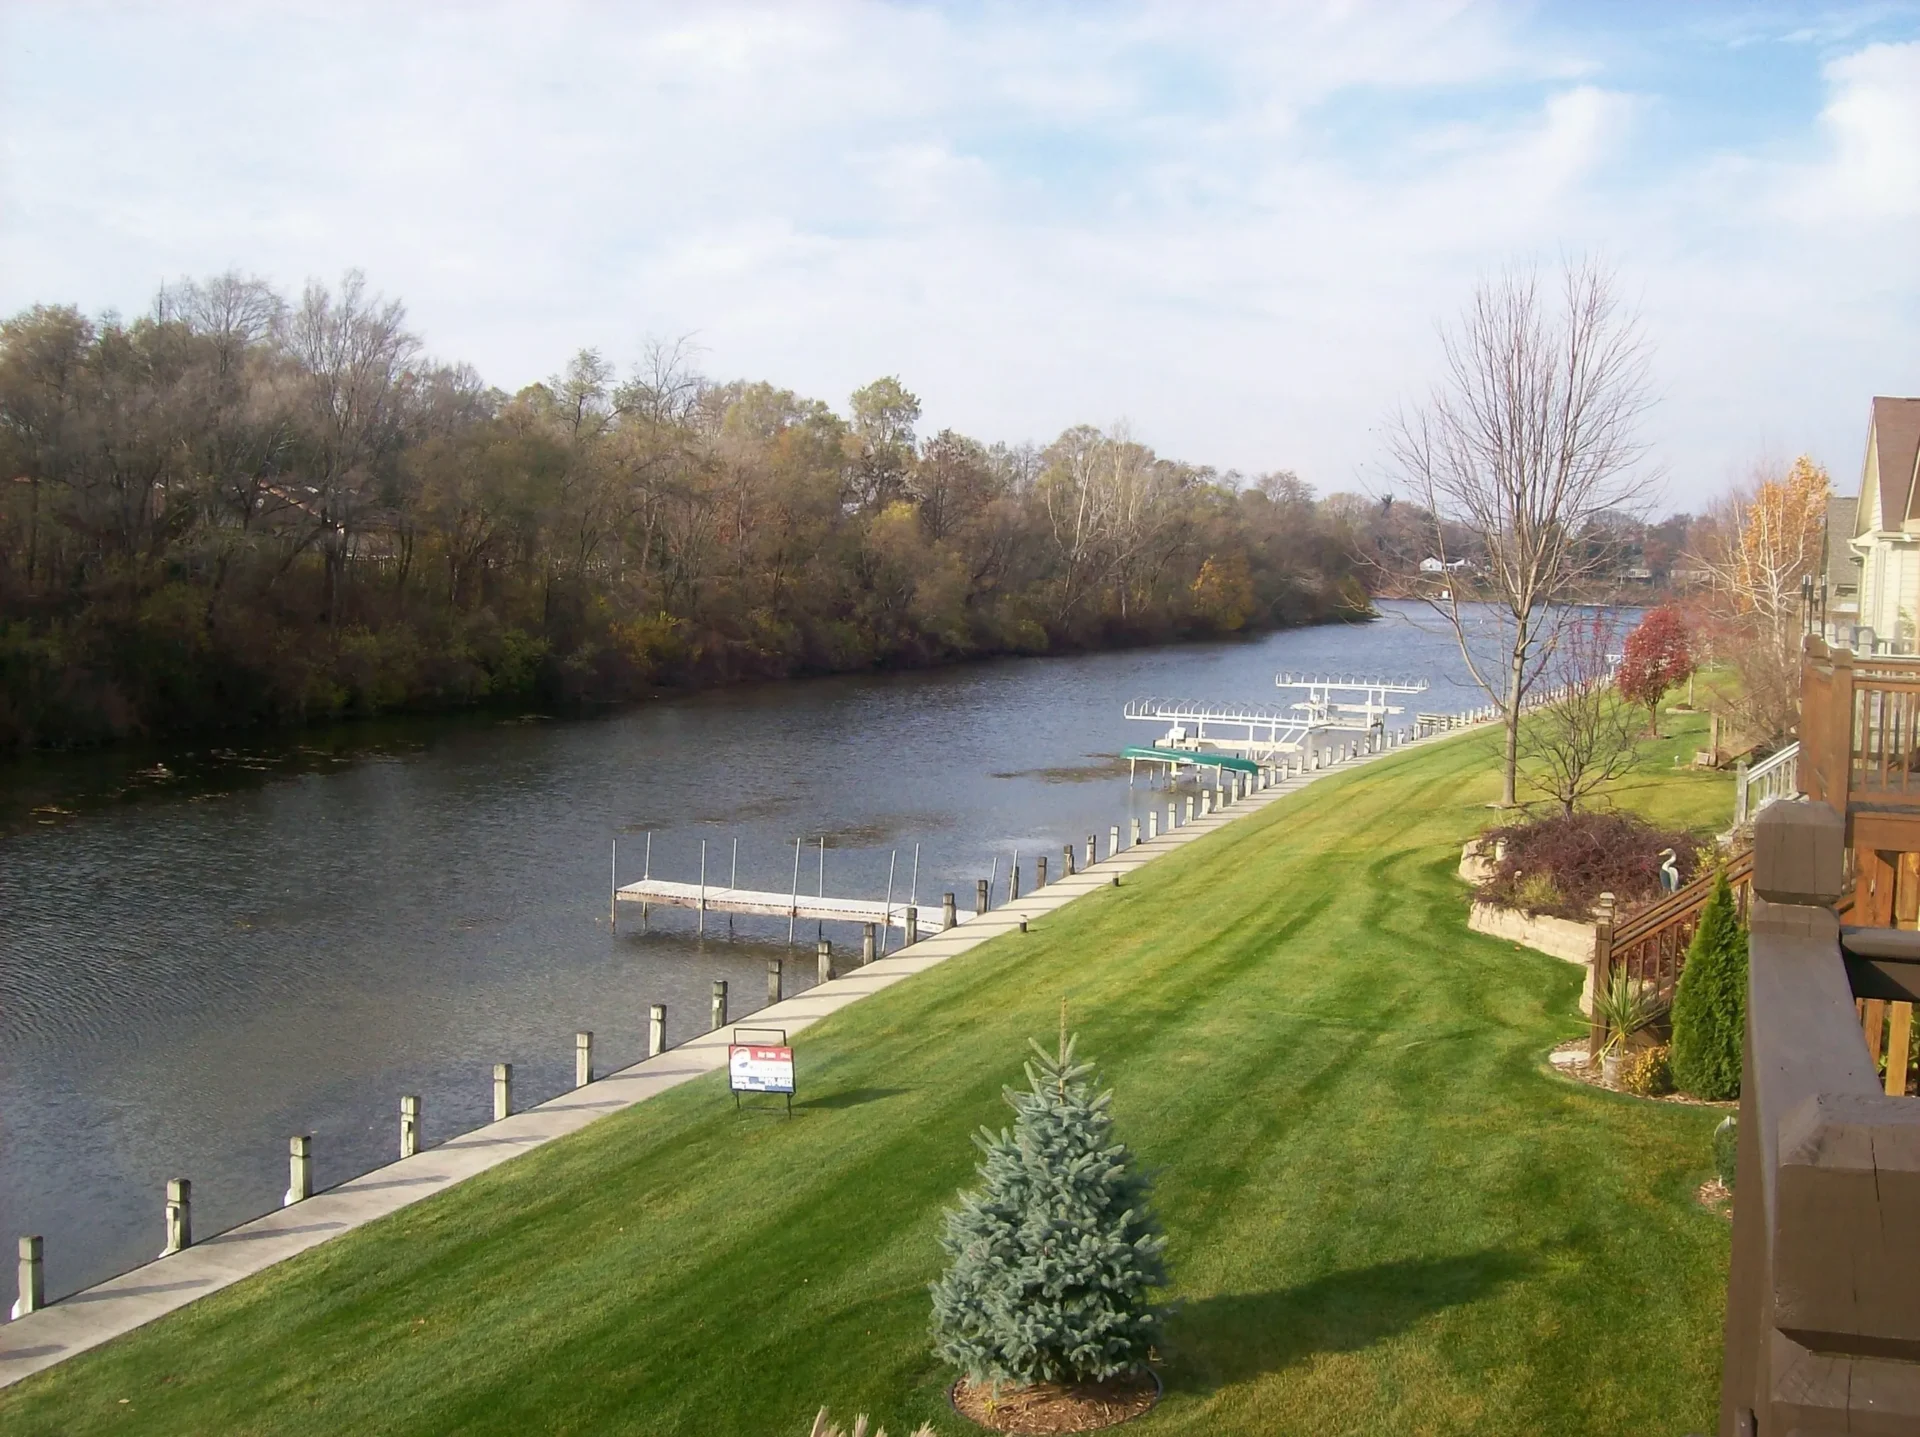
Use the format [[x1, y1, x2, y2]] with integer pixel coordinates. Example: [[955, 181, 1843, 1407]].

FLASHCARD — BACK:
[[1, 719, 1735, 1436]]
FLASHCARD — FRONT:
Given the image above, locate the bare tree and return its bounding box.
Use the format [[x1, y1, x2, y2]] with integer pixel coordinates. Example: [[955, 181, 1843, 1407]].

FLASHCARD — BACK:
[[1385, 260, 1656, 806], [1519, 610, 1639, 814]]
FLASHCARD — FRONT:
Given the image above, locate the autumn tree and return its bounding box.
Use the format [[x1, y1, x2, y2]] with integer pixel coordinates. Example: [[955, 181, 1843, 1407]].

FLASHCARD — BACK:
[[1692, 455, 1828, 740], [1386, 260, 1656, 806], [1616, 604, 1694, 736]]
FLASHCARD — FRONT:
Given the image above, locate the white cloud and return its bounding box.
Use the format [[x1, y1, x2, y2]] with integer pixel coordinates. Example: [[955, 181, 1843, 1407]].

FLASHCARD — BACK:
[[0, 2, 1914, 510], [1816, 41, 1920, 215]]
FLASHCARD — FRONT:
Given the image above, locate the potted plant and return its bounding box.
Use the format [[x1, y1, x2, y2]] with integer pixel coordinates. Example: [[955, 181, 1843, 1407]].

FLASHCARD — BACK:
[[1593, 966, 1670, 1087]]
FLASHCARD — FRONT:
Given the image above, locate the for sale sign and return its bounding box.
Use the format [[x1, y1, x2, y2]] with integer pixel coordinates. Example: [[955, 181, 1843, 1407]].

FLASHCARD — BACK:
[[729, 1044, 795, 1095]]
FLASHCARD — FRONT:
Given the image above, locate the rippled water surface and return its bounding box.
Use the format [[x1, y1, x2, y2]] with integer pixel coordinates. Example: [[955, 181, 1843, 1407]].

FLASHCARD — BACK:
[[1, 603, 1493, 1300]]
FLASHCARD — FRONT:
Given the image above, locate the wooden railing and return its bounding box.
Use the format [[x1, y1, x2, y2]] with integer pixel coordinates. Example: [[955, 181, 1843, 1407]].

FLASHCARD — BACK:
[[1719, 801, 1920, 1434], [1611, 850, 1753, 992], [1588, 852, 1754, 1056], [1799, 636, 1920, 818]]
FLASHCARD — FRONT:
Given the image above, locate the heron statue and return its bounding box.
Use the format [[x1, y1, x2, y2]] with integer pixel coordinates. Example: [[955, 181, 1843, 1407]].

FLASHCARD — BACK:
[[1658, 848, 1681, 895]]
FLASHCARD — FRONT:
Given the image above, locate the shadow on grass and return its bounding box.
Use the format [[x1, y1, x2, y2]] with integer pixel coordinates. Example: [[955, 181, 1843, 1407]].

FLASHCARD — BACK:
[[1168, 1248, 1537, 1392], [797, 1087, 911, 1111]]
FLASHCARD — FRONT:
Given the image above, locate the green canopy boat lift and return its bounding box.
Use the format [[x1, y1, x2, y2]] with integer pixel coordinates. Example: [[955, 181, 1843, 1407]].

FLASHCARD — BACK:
[[1121, 746, 1260, 783]]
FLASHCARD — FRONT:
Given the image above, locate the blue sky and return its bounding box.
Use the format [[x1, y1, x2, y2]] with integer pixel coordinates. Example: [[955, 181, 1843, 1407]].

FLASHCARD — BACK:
[[2, 1, 1917, 510]]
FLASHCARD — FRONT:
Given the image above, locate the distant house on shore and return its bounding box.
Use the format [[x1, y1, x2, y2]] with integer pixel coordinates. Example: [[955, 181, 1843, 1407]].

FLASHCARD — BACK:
[[1836, 397, 1920, 652], [1417, 556, 1470, 575]]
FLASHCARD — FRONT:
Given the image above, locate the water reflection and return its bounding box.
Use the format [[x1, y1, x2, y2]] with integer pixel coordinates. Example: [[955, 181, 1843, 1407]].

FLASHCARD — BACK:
[[0, 602, 1494, 1299]]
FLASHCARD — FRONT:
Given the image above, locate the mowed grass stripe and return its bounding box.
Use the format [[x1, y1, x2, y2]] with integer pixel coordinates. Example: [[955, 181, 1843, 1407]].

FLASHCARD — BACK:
[[0, 721, 1734, 1436]]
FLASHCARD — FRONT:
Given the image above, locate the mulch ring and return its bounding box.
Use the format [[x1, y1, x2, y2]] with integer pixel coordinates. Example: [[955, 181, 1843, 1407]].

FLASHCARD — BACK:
[[1698, 1177, 1733, 1215], [950, 1371, 1161, 1433], [1546, 1040, 1735, 1107]]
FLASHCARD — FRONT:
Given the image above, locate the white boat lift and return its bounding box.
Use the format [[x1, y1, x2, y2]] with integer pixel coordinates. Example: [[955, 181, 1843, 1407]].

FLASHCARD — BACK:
[[1274, 673, 1428, 732], [1123, 674, 1428, 775]]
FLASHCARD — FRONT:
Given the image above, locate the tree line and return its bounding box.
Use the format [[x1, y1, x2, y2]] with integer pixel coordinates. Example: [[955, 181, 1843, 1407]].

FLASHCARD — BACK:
[[0, 271, 1373, 750]]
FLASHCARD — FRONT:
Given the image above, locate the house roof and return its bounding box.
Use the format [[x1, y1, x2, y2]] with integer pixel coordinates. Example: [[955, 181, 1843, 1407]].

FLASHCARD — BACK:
[[1827, 495, 1859, 580], [1868, 396, 1920, 530]]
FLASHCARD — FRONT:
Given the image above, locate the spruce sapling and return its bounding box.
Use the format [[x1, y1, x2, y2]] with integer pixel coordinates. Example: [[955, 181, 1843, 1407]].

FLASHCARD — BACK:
[[929, 1026, 1166, 1386]]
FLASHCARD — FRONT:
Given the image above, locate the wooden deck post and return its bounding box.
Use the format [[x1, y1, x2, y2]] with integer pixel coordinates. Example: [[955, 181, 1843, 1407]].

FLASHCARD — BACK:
[[400, 1095, 421, 1158], [1587, 893, 1617, 1062], [12, 1236, 42, 1319], [576, 1031, 594, 1087], [493, 1063, 512, 1121], [649, 1004, 666, 1057]]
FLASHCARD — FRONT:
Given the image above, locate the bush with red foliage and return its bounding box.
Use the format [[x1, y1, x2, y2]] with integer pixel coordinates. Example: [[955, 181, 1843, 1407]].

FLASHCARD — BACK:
[[1476, 810, 1702, 919], [1617, 606, 1694, 735]]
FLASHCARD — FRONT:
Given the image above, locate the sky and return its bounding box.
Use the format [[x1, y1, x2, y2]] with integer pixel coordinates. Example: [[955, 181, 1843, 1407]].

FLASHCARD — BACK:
[[2, 1, 1917, 512]]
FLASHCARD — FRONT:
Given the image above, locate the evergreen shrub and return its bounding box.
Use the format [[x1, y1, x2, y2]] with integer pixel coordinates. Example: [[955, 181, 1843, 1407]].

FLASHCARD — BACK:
[[1670, 871, 1747, 1101], [928, 1033, 1166, 1386], [1713, 1117, 1738, 1190]]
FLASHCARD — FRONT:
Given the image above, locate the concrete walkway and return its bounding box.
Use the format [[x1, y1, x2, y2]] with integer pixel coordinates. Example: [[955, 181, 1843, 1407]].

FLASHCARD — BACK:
[[0, 721, 1489, 1388]]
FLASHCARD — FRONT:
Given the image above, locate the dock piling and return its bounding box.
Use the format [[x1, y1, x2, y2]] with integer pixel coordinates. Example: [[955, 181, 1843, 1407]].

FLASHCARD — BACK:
[[942, 893, 956, 929], [401, 1096, 421, 1158], [1010, 861, 1021, 902], [976, 877, 990, 916], [493, 1063, 513, 1121], [285, 1135, 312, 1207], [1130, 817, 1141, 846], [162, 1179, 191, 1256], [711, 981, 728, 1031], [576, 1031, 594, 1088], [649, 1004, 667, 1057], [905, 907, 918, 946], [862, 923, 877, 965], [817, 938, 834, 984], [1036, 855, 1048, 888], [767, 958, 783, 1005], [1087, 834, 1097, 868], [12, 1236, 42, 1319], [1109, 825, 1119, 859], [1062, 844, 1075, 878], [1147, 810, 1158, 840]]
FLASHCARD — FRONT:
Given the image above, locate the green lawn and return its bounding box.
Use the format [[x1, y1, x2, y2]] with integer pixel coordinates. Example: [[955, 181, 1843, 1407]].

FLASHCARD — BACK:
[[0, 716, 1736, 1436]]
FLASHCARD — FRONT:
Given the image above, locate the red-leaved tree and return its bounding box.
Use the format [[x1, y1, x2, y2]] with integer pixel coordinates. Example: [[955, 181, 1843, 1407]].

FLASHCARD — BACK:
[[1617, 606, 1694, 736]]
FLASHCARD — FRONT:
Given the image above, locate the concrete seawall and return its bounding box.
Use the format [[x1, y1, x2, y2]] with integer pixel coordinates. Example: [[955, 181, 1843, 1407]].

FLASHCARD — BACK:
[[0, 719, 1496, 1388]]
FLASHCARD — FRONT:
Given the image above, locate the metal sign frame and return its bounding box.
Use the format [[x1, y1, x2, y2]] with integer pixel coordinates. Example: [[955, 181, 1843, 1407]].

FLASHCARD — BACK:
[[728, 1026, 794, 1115]]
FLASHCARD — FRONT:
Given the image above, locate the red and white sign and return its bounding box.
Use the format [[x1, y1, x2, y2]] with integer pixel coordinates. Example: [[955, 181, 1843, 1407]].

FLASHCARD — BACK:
[[729, 1044, 795, 1095]]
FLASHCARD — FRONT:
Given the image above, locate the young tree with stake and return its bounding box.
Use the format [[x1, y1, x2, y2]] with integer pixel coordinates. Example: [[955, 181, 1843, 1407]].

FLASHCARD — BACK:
[[1386, 260, 1657, 807]]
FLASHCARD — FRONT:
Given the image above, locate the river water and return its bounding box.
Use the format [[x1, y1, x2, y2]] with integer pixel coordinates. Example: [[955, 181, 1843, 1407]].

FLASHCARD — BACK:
[[1, 602, 1492, 1301]]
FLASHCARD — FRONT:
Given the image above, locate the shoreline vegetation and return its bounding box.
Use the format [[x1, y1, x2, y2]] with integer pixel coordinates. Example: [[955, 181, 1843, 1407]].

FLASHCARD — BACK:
[[0, 710, 1734, 1435], [0, 272, 1375, 754]]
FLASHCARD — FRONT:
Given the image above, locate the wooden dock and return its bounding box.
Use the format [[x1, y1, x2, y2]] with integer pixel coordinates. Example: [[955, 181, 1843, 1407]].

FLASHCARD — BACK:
[[614, 879, 961, 931]]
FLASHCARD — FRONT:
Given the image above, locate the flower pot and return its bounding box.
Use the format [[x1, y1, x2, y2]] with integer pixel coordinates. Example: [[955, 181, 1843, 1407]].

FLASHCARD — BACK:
[[1601, 1052, 1623, 1087]]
